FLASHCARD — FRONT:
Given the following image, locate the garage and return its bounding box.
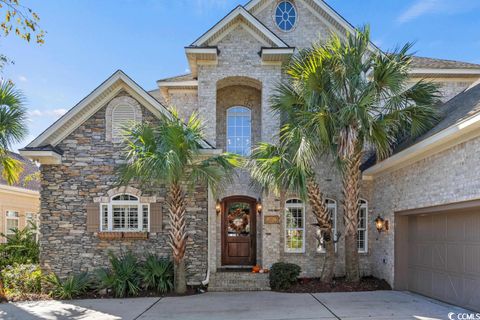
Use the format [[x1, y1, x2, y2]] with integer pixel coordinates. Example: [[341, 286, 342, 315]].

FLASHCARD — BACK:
[[395, 201, 480, 311]]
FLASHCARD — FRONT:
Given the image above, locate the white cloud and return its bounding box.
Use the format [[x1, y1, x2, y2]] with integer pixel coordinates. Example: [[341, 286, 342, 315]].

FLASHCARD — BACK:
[[18, 75, 28, 82], [397, 0, 438, 24], [28, 108, 67, 118], [397, 0, 480, 24]]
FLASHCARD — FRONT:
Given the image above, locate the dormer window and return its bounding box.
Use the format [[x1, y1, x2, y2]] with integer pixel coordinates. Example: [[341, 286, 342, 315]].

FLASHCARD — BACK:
[[275, 1, 297, 32]]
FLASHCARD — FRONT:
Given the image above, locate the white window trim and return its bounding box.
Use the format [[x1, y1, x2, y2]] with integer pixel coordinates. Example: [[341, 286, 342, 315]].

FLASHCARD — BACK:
[[358, 199, 368, 253], [317, 198, 337, 253], [284, 199, 306, 253], [226, 106, 252, 156], [5, 211, 19, 235], [100, 194, 150, 232]]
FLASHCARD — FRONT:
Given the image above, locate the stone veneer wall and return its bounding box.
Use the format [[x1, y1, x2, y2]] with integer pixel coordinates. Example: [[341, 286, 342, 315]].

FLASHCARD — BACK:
[[39, 92, 208, 283], [370, 135, 480, 285]]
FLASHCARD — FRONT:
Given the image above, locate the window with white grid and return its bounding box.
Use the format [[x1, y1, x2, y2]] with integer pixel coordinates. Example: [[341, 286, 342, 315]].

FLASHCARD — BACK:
[[226, 106, 252, 156], [100, 194, 149, 232], [317, 198, 337, 253], [285, 199, 305, 253], [357, 199, 368, 253]]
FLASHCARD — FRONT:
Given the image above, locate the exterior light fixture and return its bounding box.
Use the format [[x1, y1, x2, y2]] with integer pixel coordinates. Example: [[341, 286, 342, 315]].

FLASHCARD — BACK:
[[215, 199, 222, 215], [375, 215, 389, 233], [256, 199, 263, 214]]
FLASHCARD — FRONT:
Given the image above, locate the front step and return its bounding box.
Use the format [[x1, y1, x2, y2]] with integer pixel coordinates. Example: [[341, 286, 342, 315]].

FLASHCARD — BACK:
[[208, 271, 271, 292]]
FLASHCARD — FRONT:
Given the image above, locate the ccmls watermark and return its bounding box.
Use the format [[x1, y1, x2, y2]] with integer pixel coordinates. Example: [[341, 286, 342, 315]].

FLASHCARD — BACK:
[[448, 312, 480, 320]]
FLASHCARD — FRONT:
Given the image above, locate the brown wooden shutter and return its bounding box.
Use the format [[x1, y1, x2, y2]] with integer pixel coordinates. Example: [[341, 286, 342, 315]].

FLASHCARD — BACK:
[[150, 203, 163, 233], [86, 203, 100, 232]]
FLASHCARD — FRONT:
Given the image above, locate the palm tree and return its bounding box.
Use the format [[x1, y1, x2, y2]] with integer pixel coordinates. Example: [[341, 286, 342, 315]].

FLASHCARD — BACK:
[[248, 125, 337, 282], [0, 80, 28, 184], [119, 109, 239, 294], [275, 26, 440, 282]]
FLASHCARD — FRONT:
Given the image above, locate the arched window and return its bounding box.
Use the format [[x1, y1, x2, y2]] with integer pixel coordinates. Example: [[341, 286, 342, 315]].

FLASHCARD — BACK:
[[285, 198, 305, 253], [226, 106, 251, 156], [358, 199, 368, 253], [100, 194, 149, 232], [317, 198, 337, 253]]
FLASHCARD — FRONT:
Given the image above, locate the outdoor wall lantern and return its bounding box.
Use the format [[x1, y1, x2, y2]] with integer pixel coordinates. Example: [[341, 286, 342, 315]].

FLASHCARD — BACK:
[[375, 215, 389, 233], [256, 199, 263, 214], [215, 199, 222, 215]]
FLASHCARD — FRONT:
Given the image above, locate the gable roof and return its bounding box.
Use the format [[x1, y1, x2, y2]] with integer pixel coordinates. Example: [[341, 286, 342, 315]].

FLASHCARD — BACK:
[[24, 70, 213, 151], [245, 0, 380, 52], [190, 5, 290, 48]]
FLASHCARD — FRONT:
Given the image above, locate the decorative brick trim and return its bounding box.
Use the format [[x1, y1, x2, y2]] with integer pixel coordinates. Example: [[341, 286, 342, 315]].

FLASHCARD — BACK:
[[97, 232, 149, 240]]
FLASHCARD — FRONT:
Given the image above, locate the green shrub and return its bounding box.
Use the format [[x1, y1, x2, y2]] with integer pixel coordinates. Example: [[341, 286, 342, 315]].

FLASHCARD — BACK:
[[269, 262, 301, 290], [0, 223, 39, 269], [95, 252, 142, 298], [1, 264, 42, 298], [140, 254, 173, 293], [45, 272, 90, 300]]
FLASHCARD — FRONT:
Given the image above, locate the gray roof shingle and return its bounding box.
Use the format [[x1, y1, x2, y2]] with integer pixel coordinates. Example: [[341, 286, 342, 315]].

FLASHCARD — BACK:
[[411, 56, 480, 70]]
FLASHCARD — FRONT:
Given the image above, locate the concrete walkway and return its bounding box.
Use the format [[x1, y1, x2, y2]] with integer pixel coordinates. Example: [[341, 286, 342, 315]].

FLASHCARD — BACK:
[[0, 291, 473, 320]]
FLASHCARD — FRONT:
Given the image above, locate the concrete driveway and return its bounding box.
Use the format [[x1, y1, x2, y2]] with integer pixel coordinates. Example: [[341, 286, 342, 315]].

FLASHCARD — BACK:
[[0, 291, 473, 320]]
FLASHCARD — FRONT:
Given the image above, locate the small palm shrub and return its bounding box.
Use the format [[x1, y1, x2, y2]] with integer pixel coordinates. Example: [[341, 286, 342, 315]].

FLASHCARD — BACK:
[[269, 262, 301, 290], [1, 264, 42, 299], [45, 272, 90, 300], [96, 252, 142, 298], [0, 223, 39, 268], [140, 254, 173, 293]]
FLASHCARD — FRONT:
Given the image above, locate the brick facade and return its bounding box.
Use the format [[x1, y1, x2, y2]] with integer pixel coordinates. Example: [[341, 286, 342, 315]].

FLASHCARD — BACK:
[[32, 0, 480, 287]]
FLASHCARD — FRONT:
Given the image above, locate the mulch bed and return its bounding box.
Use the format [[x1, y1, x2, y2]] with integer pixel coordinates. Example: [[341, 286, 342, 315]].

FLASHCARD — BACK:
[[281, 276, 391, 293]]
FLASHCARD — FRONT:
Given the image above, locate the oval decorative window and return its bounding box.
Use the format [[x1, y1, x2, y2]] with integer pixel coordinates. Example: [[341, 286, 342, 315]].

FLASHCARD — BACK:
[[275, 1, 297, 32]]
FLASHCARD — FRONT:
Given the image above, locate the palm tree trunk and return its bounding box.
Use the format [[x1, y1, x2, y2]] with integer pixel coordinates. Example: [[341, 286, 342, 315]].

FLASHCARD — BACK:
[[307, 179, 336, 283], [168, 183, 188, 294], [342, 150, 362, 283]]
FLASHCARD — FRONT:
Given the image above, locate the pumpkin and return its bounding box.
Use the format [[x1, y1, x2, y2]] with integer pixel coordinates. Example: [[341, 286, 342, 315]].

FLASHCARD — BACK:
[[252, 265, 261, 273]]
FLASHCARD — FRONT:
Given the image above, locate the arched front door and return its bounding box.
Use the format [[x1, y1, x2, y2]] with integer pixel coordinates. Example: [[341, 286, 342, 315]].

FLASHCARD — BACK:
[[221, 196, 257, 266]]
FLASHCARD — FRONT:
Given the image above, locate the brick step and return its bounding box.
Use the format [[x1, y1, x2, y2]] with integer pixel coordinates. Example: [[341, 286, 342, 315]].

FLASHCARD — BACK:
[[208, 272, 271, 292]]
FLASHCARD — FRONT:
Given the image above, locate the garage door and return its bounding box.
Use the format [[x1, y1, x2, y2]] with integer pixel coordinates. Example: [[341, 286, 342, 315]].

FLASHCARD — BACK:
[[406, 209, 480, 311]]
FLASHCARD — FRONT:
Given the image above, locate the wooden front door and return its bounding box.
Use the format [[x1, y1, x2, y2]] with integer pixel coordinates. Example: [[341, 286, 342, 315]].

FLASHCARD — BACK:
[[221, 196, 256, 266]]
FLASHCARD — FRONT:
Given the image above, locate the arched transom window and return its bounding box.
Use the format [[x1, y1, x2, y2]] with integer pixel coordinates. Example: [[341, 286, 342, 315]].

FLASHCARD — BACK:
[[100, 194, 149, 232], [226, 106, 252, 156], [285, 198, 305, 253]]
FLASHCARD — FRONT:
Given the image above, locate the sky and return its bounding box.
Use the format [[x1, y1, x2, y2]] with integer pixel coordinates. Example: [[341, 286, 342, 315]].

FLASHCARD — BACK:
[[2, 0, 480, 151]]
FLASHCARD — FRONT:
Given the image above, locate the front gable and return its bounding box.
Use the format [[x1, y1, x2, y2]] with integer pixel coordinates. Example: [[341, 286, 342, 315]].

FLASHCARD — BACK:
[[21, 70, 213, 164]]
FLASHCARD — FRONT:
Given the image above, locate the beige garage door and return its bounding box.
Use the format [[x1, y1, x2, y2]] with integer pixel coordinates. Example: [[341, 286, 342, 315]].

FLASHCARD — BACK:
[[406, 209, 480, 311]]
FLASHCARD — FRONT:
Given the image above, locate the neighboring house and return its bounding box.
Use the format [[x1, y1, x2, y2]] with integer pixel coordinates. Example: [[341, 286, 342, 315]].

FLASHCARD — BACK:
[[20, 0, 480, 310], [0, 153, 40, 243]]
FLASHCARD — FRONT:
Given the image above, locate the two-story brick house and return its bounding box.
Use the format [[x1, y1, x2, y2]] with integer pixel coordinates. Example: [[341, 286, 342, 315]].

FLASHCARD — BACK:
[[20, 0, 480, 310]]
